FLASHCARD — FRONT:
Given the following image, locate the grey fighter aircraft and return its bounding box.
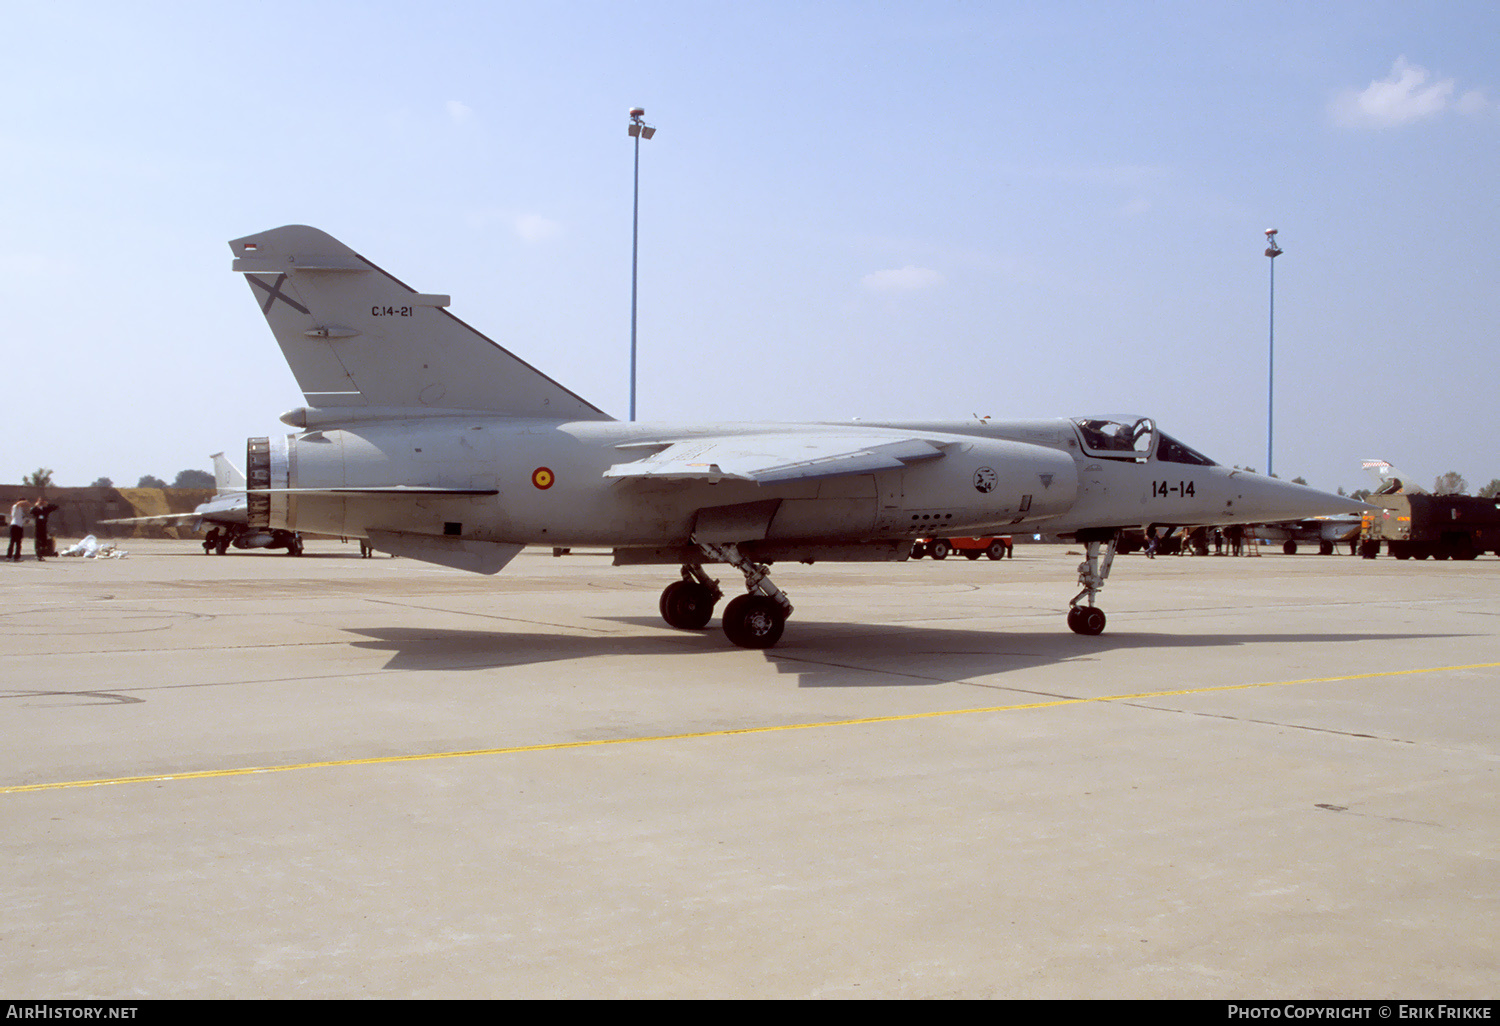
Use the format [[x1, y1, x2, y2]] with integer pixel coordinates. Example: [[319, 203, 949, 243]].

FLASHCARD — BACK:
[[230, 225, 1365, 647]]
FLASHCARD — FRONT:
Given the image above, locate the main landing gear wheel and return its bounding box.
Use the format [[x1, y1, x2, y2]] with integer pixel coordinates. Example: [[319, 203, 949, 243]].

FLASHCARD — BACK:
[[1067, 606, 1107, 636], [690, 537, 794, 649], [722, 595, 786, 649], [659, 580, 716, 630]]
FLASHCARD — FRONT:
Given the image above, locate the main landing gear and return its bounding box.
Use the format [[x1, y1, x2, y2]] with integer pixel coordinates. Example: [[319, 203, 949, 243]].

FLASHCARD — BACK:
[[657, 537, 795, 649], [657, 531, 1118, 645], [1067, 530, 1119, 636]]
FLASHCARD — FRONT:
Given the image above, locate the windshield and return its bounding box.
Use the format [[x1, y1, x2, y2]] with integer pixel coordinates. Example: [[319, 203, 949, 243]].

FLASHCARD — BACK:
[[1072, 416, 1155, 460], [1155, 432, 1218, 466]]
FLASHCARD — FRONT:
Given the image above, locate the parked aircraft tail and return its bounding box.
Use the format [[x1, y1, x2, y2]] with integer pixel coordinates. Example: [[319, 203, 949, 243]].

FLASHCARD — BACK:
[[209, 452, 246, 494], [229, 225, 611, 420], [1361, 459, 1426, 496]]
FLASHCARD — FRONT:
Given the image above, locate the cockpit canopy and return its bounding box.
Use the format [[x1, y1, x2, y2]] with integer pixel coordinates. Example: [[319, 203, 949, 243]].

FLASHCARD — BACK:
[[1071, 416, 1218, 466], [1073, 416, 1155, 459]]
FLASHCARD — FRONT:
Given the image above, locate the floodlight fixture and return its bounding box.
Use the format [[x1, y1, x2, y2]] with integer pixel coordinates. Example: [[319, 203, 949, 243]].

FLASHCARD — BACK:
[[1264, 229, 1284, 477], [628, 107, 657, 421]]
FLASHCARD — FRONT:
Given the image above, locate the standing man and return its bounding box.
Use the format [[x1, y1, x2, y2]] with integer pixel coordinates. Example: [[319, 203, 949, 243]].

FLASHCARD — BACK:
[[29, 497, 58, 562], [7, 498, 26, 561]]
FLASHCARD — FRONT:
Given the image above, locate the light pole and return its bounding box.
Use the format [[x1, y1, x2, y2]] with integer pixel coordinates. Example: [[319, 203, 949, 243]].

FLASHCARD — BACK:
[[1264, 228, 1282, 478], [628, 107, 656, 422]]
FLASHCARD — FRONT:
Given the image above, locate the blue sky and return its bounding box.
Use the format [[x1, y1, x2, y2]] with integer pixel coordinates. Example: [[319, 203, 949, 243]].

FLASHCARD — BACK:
[[2, 1, 1496, 494]]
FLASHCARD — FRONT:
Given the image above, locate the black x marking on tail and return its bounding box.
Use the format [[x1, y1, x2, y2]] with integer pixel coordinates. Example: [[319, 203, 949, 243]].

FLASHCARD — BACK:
[[247, 273, 310, 316]]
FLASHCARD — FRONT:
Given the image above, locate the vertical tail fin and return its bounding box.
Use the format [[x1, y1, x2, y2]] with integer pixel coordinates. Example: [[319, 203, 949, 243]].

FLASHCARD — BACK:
[[1361, 459, 1426, 496], [209, 452, 246, 494], [229, 225, 612, 420]]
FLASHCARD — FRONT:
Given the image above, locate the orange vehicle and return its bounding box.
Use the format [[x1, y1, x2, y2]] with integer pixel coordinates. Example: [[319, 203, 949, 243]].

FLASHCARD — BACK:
[[910, 536, 1012, 560]]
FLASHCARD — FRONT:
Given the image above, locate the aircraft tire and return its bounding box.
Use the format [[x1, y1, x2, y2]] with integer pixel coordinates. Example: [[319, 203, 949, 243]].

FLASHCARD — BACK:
[[1319, 541, 1334, 555], [1283, 540, 1297, 555], [1067, 606, 1106, 636], [722, 595, 785, 649], [964, 549, 981, 560], [660, 581, 715, 630]]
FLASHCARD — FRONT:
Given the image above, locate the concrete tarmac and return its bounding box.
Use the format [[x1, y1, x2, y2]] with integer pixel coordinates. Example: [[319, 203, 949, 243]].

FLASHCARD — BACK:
[[2, 540, 1496, 998]]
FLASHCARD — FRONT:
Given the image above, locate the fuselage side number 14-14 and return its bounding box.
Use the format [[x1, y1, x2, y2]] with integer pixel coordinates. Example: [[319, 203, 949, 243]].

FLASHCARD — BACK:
[[1153, 480, 1196, 498]]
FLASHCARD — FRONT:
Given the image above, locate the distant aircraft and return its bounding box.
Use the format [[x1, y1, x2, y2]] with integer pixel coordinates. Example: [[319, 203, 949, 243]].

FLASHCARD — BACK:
[[1249, 459, 1420, 555], [1361, 459, 1424, 496], [103, 453, 305, 555], [228, 225, 1366, 646], [1252, 516, 1362, 555]]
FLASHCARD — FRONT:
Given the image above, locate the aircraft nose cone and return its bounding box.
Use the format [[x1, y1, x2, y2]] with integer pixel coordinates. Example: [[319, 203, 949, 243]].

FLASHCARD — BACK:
[[1225, 473, 1369, 523]]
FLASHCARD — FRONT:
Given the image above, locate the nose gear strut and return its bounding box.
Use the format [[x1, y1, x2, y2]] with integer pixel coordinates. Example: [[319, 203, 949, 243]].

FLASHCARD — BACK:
[[1067, 530, 1119, 635]]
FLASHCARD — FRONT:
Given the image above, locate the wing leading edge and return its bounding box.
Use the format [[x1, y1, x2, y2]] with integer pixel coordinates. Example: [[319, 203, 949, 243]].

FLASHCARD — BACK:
[[604, 434, 946, 484]]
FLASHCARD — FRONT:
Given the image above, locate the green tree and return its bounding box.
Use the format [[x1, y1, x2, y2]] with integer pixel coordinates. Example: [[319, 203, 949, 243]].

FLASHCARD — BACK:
[[172, 469, 215, 488], [90, 476, 113, 488], [137, 475, 168, 489], [1479, 479, 1500, 499], [1433, 472, 1468, 495], [22, 467, 54, 490]]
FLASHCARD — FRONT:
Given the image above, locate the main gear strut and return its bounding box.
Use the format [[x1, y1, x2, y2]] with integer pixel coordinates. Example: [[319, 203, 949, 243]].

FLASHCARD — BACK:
[[691, 536, 792, 649]]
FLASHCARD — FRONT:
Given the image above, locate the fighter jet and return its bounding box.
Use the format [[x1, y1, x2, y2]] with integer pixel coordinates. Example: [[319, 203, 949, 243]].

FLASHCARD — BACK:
[[1252, 516, 1362, 555], [103, 453, 305, 555], [230, 225, 1365, 647]]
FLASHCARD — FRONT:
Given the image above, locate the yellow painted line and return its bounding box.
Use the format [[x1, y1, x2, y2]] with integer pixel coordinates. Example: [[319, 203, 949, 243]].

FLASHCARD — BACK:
[[5, 660, 1498, 796]]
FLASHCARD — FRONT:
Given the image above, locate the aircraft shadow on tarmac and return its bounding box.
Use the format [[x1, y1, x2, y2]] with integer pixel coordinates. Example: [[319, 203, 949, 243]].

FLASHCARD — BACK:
[[343, 621, 1456, 690]]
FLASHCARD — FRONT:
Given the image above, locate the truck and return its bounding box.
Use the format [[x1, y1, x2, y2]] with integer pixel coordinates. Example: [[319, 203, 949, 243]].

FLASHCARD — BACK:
[[910, 536, 1013, 560], [1360, 492, 1500, 560]]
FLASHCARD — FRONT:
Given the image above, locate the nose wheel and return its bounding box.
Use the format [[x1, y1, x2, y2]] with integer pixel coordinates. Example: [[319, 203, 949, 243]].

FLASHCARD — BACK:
[[1066, 605, 1107, 635]]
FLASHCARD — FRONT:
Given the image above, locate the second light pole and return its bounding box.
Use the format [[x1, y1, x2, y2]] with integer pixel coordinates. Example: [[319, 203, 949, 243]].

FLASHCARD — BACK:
[[628, 107, 656, 422], [1264, 228, 1282, 478]]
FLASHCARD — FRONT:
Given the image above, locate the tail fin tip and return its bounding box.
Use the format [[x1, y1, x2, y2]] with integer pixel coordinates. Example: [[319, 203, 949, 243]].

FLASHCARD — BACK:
[[231, 225, 611, 421]]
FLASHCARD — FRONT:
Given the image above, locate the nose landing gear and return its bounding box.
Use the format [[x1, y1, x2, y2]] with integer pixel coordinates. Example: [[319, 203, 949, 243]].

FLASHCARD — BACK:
[[1067, 531, 1119, 635]]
